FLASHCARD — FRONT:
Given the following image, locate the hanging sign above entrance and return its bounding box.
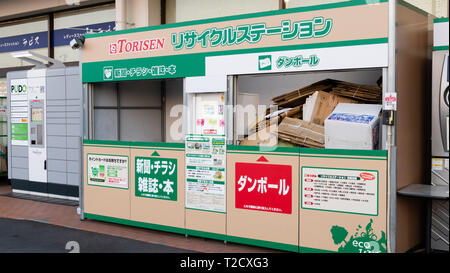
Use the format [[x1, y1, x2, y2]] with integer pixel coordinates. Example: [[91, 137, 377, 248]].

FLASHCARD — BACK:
[[81, 0, 389, 83]]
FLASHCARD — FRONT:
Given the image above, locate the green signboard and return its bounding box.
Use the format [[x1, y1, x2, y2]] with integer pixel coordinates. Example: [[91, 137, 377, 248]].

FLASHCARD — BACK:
[[135, 156, 177, 201], [11, 123, 28, 141]]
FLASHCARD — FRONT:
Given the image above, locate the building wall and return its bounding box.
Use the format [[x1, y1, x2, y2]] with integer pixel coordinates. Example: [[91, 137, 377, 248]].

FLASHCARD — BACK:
[[0, 0, 111, 21], [166, 0, 280, 24]]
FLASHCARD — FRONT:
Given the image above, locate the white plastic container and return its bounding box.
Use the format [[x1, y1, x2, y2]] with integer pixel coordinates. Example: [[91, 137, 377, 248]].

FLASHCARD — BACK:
[[324, 103, 382, 150]]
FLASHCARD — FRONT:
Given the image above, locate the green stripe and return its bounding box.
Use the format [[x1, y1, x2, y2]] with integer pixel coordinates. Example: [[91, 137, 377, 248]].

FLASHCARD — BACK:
[[84, 213, 186, 235], [186, 229, 227, 241], [300, 147, 387, 157], [85, 0, 388, 39], [82, 37, 388, 83], [83, 139, 185, 149], [434, 17, 449, 23], [299, 246, 336, 253], [227, 144, 299, 154], [226, 235, 298, 252], [185, 207, 226, 214], [301, 155, 387, 160], [227, 151, 299, 157], [434, 46, 449, 51], [85, 145, 184, 152]]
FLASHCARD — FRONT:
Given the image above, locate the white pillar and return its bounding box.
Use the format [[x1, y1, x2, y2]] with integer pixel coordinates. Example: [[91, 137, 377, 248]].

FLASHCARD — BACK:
[[115, 0, 127, 30]]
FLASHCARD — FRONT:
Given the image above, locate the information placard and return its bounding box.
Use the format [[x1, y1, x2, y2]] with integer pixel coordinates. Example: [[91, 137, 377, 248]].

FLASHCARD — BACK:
[[10, 79, 29, 146], [301, 167, 378, 216], [235, 162, 292, 214], [135, 156, 177, 201], [185, 135, 226, 213], [87, 153, 129, 189]]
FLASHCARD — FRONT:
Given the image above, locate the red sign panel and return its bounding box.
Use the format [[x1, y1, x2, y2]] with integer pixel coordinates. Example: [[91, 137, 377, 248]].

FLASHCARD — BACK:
[[235, 162, 292, 214]]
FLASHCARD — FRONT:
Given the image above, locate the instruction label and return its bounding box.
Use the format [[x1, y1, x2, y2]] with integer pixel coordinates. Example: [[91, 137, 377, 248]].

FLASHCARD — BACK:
[[10, 79, 29, 145], [135, 156, 177, 201], [185, 135, 226, 213], [302, 167, 378, 216], [87, 154, 129, 189], [235, 162, 292, 214]]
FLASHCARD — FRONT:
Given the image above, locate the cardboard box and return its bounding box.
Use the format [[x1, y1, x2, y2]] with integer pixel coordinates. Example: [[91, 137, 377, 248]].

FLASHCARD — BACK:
[[324, 103, 382, 150], [278, 117, 324, 148], [303, 91, 356, 125]]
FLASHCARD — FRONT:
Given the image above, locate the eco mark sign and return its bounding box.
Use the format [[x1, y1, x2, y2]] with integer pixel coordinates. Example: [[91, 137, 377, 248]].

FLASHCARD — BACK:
[[135, 156, 177, 201], [235, 162, 292, 214]]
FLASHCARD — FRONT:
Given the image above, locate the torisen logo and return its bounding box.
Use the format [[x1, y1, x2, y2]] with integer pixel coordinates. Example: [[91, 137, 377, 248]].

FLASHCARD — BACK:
[[109, 38, 165, 55]]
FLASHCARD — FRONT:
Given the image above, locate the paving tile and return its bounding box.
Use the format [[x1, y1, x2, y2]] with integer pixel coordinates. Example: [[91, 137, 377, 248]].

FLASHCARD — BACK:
[[0, 182, 280, 253]]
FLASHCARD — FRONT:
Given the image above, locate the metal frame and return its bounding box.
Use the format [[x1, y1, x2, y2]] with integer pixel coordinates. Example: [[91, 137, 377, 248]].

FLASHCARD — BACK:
[[90, 82, 164, 142], [386, 0, 397, 253]]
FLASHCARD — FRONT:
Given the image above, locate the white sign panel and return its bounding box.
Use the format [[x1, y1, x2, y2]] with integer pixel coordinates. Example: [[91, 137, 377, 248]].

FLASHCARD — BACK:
[[383, 92, 397, 111], [302, 167, 378, 216], [10, 79, 29, 146], [87, 154, 129, 189]]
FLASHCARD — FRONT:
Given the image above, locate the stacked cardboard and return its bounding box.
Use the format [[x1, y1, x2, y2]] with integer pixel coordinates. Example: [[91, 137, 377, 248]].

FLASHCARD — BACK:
[[240, 78, 382, 149], [249, 105, 302, 134], [272, 79, 335, 108], [303, 91, 356, 125], [272, 79, 382, 108], [278, 117, 324, 148]]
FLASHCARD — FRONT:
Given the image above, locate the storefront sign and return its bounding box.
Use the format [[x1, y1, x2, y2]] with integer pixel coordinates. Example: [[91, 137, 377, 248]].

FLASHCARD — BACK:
[[0, 22, 114, 53], [82, 0, 389, 82], [185, 135, 226, 213], [135, 156, 177, 201], [301, 167, 378, 216], [87, 153, 129, 189], [0, 32, 48, 53], [235, 162, 292, 214], [53, 21, 115, 47]]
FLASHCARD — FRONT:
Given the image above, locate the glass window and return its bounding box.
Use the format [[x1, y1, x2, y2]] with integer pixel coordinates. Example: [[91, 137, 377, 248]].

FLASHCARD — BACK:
[[0, 16, 49, 68], [53, 4, 115, 63]]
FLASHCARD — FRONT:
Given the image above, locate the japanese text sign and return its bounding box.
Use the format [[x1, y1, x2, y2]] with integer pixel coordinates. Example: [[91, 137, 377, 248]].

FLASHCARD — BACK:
[[87, 154, 129, 189], [235, 162, 292, 214], [135, 157, 177, 201]]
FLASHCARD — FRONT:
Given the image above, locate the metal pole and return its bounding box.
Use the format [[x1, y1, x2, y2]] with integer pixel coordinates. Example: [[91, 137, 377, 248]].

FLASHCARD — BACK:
[[387, 0, 397, 253], [79, 49, 84, 220]]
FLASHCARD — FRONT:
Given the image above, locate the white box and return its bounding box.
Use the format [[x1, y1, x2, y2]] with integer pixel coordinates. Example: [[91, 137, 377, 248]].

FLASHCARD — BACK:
[[325, 103, 382, 150]]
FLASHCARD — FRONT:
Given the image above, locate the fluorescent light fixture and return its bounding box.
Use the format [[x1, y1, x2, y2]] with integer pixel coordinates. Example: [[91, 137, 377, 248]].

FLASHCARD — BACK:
[[11, 50, 65, 69], [10, 51, 33, 58]]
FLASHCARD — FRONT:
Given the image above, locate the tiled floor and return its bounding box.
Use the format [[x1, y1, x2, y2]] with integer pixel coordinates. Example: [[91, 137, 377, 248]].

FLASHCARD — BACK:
[[0, 181, 279, 253]]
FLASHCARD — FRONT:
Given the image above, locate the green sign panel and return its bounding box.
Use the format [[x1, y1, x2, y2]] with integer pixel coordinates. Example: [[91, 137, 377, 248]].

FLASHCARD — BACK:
[[135, 156, 177, 201], [11, 123, 28, 141]]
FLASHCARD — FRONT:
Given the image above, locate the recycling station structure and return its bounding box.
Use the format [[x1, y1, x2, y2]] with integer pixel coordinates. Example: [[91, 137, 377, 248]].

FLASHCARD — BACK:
[[78, 0, 431, 253]]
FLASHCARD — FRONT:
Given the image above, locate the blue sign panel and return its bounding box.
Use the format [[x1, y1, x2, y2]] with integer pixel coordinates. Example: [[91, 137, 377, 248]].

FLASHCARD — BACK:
[[0, 21, 115, 53], [0, 31, 48, 53], [53, 21, 115, 47]]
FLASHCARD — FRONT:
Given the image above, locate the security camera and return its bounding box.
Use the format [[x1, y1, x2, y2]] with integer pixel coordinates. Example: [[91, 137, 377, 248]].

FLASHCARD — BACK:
[[70, 36, 85, 50]]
